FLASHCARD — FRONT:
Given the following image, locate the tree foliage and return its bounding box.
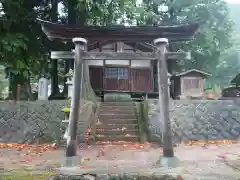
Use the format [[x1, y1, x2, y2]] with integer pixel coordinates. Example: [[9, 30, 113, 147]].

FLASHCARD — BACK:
[[0, 0, 50, 76], [0, 0, 52, 99], [0, 0, 236, 97]]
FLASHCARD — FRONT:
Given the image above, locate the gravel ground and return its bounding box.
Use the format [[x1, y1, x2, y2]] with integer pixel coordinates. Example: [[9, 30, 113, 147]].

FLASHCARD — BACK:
[[0, 142, 240, 179]]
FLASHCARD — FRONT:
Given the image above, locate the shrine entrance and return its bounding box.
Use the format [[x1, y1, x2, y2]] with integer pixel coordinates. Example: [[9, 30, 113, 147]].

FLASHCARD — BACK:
[[38, 18, 201, 165], [104, 67, 129, 91]]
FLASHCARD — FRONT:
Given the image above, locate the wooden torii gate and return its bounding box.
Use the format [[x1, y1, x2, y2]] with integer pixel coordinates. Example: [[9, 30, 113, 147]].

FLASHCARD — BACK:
[[38, 19, 201, 167]]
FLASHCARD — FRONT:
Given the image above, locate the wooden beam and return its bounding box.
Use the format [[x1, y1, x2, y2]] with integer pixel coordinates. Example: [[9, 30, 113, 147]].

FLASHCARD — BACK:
[[51, 51, 191, 60], [84, 52, 155, 60], [166, 52, 191, 60], [51, 51, 156, 60], [51, 51, 75, 59]]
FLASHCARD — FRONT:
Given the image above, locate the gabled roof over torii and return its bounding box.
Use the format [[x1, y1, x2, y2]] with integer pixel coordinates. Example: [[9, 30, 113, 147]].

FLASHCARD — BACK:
[[37, 19, 202, 42]]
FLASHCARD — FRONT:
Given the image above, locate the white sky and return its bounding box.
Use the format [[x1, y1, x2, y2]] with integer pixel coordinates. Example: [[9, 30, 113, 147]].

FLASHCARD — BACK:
[[225, 0, 240, 3]]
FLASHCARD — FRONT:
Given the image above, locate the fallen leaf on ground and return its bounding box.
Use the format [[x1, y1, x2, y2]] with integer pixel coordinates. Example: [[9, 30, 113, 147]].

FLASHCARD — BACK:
[[80, 165, 88, 168], [82, 157, 91, 161], [96, 148, 105, 157], [184, 140, 236, 146], [177, 175, 183, 180]]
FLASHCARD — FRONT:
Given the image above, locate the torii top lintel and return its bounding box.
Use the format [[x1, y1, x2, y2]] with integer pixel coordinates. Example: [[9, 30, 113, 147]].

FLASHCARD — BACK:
[[38, 19, 202, 42]]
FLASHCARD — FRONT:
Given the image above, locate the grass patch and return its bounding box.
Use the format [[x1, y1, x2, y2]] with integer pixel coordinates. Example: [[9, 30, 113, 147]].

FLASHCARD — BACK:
[[2, 169, 56, 180]]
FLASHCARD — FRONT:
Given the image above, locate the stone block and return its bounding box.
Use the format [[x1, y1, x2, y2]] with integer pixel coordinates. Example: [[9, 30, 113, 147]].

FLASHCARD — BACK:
[[0, 100, 96, 144], [148, 99, 240, 143]]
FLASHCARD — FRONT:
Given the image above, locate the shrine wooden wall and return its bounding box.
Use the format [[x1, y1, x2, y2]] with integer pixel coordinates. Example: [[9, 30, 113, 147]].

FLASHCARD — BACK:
[[87, 42, 153, 93]]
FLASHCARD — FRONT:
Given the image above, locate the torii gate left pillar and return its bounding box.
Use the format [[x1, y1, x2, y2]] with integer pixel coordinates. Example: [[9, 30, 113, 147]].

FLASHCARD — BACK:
[[154, 38, 180, 167], [64, 37, 87, 166]]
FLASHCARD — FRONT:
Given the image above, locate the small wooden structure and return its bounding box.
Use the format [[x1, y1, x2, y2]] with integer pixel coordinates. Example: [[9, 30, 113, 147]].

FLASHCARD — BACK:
[[171, 69, 211, 99]]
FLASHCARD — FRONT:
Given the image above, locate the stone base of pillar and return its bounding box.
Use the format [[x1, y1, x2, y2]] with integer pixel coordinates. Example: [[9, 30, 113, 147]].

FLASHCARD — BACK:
[[61, 156, 81, 167], [155, 156, 180, 168]]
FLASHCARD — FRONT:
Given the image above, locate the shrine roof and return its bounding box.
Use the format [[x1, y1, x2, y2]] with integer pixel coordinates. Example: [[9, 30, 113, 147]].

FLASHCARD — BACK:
[[37, 19, 202, 42], [175, 69, 211, 77], [231, 73, 240, 85]]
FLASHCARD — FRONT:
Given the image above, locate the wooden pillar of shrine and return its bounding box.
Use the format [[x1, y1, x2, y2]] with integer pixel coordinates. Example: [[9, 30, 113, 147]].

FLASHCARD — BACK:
[[65, 37, 87, 159]]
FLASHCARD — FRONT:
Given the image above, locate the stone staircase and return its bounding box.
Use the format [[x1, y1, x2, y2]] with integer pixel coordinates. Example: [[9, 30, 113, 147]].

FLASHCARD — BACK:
[[95, 101, 140, 143]]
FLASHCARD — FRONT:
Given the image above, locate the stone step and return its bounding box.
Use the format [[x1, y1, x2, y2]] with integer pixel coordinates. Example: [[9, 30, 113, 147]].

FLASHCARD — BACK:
[[96, 123, 139, 129], [95, 135, 139, 142], [96, 129, 139, 135], [98, 119, 137, 124], [99, 114, 137, 119], [99, 108, 136, 113], [94, 141, 138, 145], [99, 111, 136, 116], [101, 102, 135, 107], [100, 104, 136, 109]]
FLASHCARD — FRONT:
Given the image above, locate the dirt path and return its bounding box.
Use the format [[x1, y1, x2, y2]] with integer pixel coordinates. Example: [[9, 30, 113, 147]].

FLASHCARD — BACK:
[[0, 143, 240, 179]]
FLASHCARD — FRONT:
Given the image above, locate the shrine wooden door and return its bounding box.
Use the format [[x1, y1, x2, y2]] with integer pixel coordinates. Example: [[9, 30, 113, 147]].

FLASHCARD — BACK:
[[104, 67, 129, 91]]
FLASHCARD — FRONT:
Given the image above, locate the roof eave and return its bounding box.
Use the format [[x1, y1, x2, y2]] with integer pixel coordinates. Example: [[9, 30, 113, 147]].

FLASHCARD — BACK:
[[175, 69, 211, 77], [37, 19, 202, 42]]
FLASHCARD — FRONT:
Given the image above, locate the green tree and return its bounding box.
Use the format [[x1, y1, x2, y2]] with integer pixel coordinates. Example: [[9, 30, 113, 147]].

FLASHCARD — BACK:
[[0, 0, 52, 100], [0, 0, 234, 99], [139, 0, 233, 74]]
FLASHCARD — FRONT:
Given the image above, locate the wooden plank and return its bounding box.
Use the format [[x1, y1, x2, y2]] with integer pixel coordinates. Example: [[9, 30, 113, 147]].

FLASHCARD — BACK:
[[51, 51, 75, 59], [166, 52, 191, 60], [131, 69, 152, 92], [84, 52, 155, 60], [51, 51, 156, 60], [51, 51, 191, 60]]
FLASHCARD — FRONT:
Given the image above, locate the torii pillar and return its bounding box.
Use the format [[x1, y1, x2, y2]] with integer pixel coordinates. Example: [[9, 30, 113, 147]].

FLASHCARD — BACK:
[[154, 38, 190, 167], [64, 37, 87, 166]]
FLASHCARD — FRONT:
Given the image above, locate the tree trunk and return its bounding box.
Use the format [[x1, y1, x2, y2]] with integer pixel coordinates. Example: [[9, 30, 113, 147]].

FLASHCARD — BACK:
[[62, 60, 69, 97], [6, 73, 16, 100], [61, 0, 78, 96], [68, 0, 77, 70], [49, 0, 60, 99], [23, 80, 35, 101], [7, 73, 34, 101], [49, 59, 60, 99]]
